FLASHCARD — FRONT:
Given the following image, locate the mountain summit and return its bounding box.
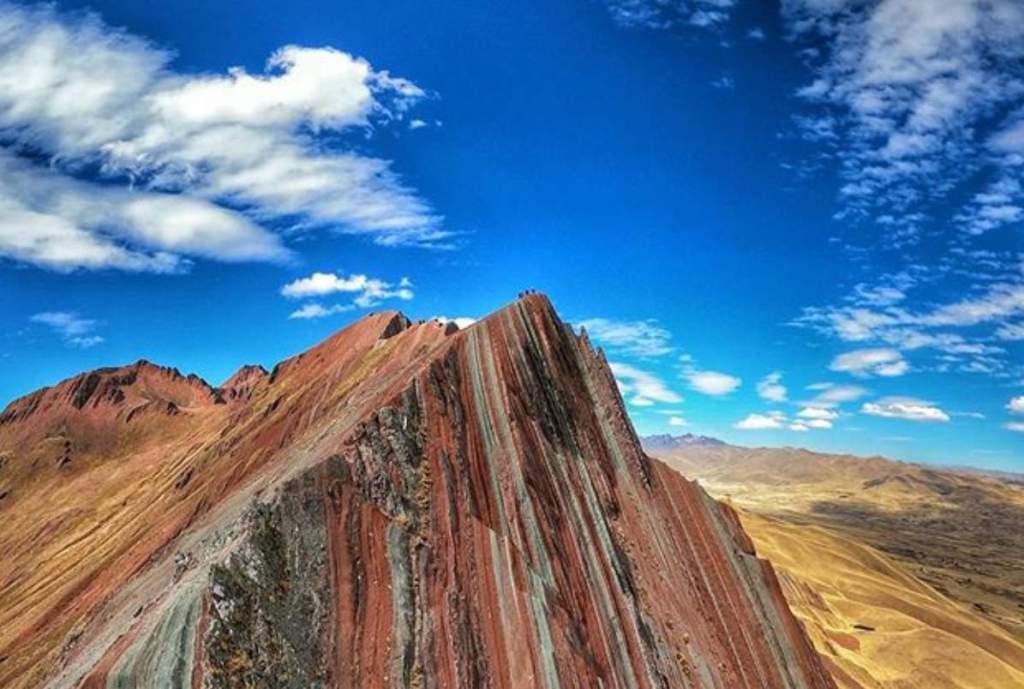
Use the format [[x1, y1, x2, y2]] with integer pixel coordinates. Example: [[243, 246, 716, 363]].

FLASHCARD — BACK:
[[0, 294, 835, 689]]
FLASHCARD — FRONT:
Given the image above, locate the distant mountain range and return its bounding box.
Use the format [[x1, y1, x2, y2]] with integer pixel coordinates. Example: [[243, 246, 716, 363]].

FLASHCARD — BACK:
[[640, 432, 726, 450]]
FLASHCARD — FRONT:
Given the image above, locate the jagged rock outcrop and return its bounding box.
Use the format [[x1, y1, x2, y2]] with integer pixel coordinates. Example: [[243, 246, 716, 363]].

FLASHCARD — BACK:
[[219, 364, 269, 403], [0, 295, 837, 689]]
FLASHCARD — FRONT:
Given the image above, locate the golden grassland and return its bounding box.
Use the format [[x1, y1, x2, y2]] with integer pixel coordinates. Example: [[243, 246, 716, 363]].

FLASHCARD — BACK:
[[654, 445, 1024, 689]]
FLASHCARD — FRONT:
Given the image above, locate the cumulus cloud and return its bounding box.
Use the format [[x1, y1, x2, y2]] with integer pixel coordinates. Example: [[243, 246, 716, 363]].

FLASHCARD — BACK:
[[30, 311, 104, 348], [1007, 396, 1024, 414], [685, 370, 741, 396], [861, 396, 950, 423], [0, 3, 443, 272], [610, 362, 683, 406], [735, 411, 785, 430], [578, 318, 673, 357], [281, 272, 413, 318], [830, 347, 909, 377], [756, 371, 788, 402], [281, 272, 413, 307]]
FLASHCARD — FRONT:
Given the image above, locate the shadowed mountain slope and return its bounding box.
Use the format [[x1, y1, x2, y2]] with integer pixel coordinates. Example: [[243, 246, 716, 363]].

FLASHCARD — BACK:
[[0, 295, 835, 689]]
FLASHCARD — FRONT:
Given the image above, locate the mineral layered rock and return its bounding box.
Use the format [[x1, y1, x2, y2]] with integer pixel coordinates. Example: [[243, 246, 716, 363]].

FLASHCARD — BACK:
[[0, 294, 837, 689]]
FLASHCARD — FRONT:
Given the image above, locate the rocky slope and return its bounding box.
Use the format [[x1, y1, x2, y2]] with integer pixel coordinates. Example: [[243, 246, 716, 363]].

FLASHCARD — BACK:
[[0, 295, 836, 689]]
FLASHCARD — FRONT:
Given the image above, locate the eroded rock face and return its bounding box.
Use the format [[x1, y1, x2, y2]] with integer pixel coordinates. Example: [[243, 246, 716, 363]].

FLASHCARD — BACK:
[[0, 295, 837, 689]]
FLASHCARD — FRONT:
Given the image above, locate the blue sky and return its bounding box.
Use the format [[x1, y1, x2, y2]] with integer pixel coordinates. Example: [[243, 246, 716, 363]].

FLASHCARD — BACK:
[[1, 0, 1022, 470]]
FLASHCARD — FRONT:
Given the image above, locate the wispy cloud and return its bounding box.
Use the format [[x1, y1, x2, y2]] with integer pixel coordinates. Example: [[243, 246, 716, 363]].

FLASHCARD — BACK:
[[578, 317, 673, 357], [30, 311, 104, 348], [679, 353, 741, 396], [287, 303, 354, 320], [610, 361, 683, 406], [0, 3, 445, 273], [756, 371, 787, 402], [784, 0, 1024, 243], [830, 347, 908, 377], [798, 276, 1021, 377], [861, 397, 950, 423], [803, 382, 869, 409], [710, 75, 735, 90], [605, 0, 736, 30]]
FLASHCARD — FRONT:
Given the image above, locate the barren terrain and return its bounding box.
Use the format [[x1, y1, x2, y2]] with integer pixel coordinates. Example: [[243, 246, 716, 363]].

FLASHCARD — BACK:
[[650, 444, 1024, 689]]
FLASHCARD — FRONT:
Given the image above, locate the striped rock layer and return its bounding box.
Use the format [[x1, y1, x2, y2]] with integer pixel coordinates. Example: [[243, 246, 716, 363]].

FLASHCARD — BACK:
[[0, 294, 837, 689]]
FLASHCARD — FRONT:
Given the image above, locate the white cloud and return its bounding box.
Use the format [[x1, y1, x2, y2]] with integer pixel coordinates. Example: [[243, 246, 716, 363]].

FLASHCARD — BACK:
[[735, 411, 786, 430], [0, 150, 286, 272], [797, 406, 838, 420], [685, 369, 742, 396], [610, 362, 683, 406], [605, 0, 737, 30], [1007, 396, 1024, 414], [281, 272, 414, 310], [1005, 421, 1024, 432], [736, 406, 833, 431], [710, 76, 735, 90], [804, 383, 868, 408], [287, 303, 354, 320], [784, 0, 1024, 242], [0, 3, 443, 272], [434, 316, 476, 329], [409, 119, 427, 130], [756, 371, 788, 402], [996, 322, 1024, 341], [799, 279, 1023, 376], [830, 347, 909, 377], [680, 353, 741, 396], [861, 397, 950, 423], [30, 311, 104, 348], [747, 28, 766, 40], [668, 416, 688, 427], [578, 318, 673, 357]]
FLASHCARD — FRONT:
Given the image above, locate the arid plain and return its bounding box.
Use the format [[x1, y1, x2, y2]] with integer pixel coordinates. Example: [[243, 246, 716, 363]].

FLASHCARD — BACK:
[[649, 442, 1024, 689]]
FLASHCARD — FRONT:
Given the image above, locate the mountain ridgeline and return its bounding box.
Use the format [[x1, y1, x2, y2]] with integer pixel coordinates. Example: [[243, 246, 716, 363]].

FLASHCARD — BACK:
[[0, 294, 835, 689]]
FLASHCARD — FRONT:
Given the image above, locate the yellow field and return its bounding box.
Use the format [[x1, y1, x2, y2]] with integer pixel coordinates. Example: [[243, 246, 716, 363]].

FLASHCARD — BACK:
[[654, 445, 1024, 689]]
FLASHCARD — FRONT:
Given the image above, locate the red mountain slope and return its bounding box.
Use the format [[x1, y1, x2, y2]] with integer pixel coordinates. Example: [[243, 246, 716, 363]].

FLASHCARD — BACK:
[[0, 295, 837, 689]]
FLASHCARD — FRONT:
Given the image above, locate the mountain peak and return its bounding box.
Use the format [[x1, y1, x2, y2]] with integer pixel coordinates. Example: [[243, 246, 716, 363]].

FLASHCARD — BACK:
[[0, 294, 835, 689], [642, 432, 727, 450]]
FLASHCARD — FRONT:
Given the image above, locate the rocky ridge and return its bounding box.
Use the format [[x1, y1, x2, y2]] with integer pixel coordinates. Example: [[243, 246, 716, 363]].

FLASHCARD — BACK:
[[0, 294, 837, 689]]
